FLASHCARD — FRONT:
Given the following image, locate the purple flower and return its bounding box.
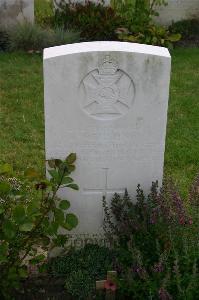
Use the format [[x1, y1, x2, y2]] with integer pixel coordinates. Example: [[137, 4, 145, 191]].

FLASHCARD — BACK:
[[132, 265, 147, 279], [153, 262, 164, 273], [159, 287, 173, 300]]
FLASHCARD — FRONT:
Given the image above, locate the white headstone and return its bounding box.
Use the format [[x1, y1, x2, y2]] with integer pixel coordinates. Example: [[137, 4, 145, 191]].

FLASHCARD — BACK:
[[44, 42, 171, 234], [0, 0, 34, 27]]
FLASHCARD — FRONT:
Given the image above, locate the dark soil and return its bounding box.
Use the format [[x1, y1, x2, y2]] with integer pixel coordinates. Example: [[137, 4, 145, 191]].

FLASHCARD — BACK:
[[15, 275, 72, 300]]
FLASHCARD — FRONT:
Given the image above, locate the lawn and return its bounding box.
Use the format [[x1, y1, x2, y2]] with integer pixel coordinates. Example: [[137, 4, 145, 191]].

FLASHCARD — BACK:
[[0, 48, 199, 195]]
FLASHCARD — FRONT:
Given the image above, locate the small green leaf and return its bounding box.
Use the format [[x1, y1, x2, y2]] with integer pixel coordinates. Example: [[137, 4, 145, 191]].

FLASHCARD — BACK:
[[67, 183, 79, 190], [59, 200, 70, 210], [47, 159, 56, 168], [61, 176, 73, 185], [66, 153, 77, 164], [19, 222, 34, 232], [45, 220, 59, 235], [167, 33, 181, 42], [51, 221, 59, 234], [52, 234, 68, 247], [27, 201, 41, 218], [54, 208, 65, 224], [64, 213, 78, 230], [67, 164, 76, 173], [48, 169, 59, 180], [54, 159, 62, 167]]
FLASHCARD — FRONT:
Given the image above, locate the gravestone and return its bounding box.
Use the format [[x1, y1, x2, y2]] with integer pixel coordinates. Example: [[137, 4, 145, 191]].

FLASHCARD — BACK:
[[44, 41, 171, 235], [154, 0, 199, 26], [0, 0, 34, 27]]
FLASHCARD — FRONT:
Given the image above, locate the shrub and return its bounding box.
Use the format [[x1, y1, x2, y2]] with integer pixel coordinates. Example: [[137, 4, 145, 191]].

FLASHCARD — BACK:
[[169, 19, 199, 40], [0, 154, 79, 298], [103, 177, 199, 299], [49, 243, 114, 298], [7, 23, 52, 51], [7, 23, 80, 52], [0, 29, 9, 52], [53, 0, 122, 41], [111, 0, 181, 48]]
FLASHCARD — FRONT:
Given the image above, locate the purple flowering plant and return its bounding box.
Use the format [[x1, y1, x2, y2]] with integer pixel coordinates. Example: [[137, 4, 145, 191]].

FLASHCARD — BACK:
[[103, 175, 199, 299]]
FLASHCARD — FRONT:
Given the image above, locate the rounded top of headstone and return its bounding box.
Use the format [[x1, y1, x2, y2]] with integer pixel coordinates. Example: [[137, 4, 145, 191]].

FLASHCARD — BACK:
[[43, 41, 171, 61]]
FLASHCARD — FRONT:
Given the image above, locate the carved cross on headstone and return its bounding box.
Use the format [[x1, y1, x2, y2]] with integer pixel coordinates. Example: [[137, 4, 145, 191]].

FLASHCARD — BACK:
[[83, 168, 125, 223], [82, 168, 125, 228], [83, 168, 125, 198]]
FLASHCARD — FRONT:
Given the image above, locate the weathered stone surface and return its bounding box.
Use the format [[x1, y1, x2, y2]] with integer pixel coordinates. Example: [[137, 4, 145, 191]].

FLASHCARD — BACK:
[[155, 0, 199, 26], [0, 0, 34, 26], [44, 41, 171, 234]]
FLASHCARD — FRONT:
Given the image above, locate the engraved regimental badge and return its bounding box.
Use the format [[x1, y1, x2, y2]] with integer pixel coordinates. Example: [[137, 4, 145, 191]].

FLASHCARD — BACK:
[[80, 55, 135, 120]]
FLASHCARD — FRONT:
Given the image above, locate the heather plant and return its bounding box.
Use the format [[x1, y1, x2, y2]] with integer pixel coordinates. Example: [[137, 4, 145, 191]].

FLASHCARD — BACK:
[[103, 177, 199, 299], [0, 153, 79, 299]]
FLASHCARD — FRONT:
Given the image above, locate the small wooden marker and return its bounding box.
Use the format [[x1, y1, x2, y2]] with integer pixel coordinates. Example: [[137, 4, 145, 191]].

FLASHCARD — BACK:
[[96, 271, 117, 300]]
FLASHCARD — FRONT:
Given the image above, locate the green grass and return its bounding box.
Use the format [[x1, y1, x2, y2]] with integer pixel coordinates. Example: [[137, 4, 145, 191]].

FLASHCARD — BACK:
[[165, 48, 199, 193], [0, 53, 44, 174], [0, 48, 199, 194]]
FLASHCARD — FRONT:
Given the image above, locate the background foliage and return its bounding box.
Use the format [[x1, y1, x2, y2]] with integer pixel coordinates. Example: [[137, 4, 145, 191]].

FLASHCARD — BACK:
[[49, 243, 114, 298], [0, 154, 79, 298]]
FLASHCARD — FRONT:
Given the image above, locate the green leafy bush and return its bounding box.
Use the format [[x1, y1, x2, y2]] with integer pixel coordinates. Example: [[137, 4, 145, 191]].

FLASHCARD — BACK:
[[7, 23, 80, 52], [103, 178, 199, 299], [0, 154, 79, 298], [116, 25, 181, 48], [169, 19, 199, 39], [53, 0, 122, 41], [49, 243, 114, 298], [111, 0, 168, 31], [111, 0, 181, 48]]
